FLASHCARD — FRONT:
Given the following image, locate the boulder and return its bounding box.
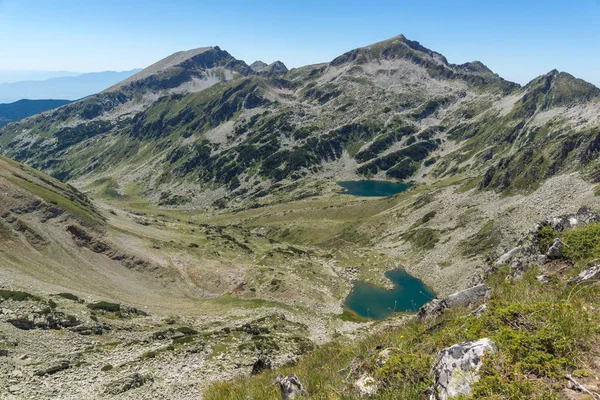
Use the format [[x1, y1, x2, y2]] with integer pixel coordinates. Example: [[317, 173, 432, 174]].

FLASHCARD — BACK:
[[445, 284, 489, 308], [354, 372, 378, 397], [418, 285, 489, 320], [568, 264, 600, 285], [251, 356, 272, 375], [547, 238, 566, 259], [536, 274, 551, 284], [275, 373, 306, 400], [471, 304, 487, 317], [429, 338, 497, 400], [34, 360, 70, 376], [104, 373, 152, 395], [417, 298, 447, 320]]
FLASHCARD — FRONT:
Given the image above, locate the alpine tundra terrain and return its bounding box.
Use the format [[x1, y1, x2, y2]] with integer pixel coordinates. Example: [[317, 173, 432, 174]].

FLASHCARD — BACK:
[[1, 35, 600, 399]]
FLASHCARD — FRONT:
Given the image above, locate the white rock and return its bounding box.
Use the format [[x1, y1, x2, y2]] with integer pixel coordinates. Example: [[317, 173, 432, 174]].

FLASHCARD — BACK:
[[354, 373, 378, 397], [430, 338, 498, 400]]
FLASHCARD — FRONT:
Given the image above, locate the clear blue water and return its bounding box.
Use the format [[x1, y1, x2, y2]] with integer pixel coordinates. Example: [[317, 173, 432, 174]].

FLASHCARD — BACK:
[[338, 180, 411, 197], [344, 269, 435, 320]]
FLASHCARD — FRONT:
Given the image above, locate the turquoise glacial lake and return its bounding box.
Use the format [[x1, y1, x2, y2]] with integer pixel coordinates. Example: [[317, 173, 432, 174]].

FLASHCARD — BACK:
[[338, 180, 411, 197], [344, 269, 435, 320]]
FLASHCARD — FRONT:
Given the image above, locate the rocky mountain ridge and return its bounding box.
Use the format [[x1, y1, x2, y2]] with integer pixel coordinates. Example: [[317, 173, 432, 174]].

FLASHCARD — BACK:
[[1, 34, 597, 211]]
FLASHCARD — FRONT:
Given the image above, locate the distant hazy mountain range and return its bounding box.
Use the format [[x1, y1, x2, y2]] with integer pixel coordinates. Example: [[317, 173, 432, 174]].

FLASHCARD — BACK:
[[0, 70, 81, 83], [0, 69, 141, 103], [0, 99, 72, 127]]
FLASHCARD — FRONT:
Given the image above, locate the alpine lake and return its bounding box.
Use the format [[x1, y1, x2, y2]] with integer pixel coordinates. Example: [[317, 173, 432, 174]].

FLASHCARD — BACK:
[[338, 180, 433, 320]]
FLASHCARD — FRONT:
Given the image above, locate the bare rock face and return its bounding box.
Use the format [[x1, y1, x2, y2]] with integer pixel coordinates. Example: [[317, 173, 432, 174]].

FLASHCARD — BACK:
[[418, 284, 489, 320], [569, 264, 600, 285], [429, 338, 498, 400], [547, 238, 566, 259], [275, 373, 306, 400], [545, 207, 600, 232], [494, 207, 600, 276]]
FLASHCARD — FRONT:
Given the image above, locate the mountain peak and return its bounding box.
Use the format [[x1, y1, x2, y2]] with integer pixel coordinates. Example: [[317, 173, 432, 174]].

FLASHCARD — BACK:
[[107, 46, 252, 92], [250, 61, 268, 72], [250, 60, 288, 75]]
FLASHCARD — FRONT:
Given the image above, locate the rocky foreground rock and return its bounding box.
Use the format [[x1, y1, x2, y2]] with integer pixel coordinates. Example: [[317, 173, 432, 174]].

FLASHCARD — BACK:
[[418, 284, 489, 320], [429, 338, 498, 400]]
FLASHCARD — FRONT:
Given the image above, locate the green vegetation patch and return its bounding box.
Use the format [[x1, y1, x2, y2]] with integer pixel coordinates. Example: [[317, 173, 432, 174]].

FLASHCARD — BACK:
[[0, 289, 41, 302], [87, 301, 121, 312], [458, 220, 500, 258], [402, 228, 439, 251], [206, 266, 600, 399]]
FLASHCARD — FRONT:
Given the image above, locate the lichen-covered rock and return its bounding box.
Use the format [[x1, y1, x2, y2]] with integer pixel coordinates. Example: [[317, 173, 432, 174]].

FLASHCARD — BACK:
[[417, 298, 447, 320], [275, 373, 306, 400], [445, 284, 489, 308], [429, 338, 498, 400], [547, 238, 566, 259], [545, 207, 600, 232], [354, 372, 378, 397], [568, 264, 600, 285], [418, 284, 488, 320], [104, 373, 152, 395]]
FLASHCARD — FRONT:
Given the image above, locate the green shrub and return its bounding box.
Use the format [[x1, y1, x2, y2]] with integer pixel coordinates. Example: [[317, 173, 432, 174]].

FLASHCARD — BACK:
[[173, 336, 195, 345], [0, 289, 41, 302], [536, 224, 556, 254], [56, 292, 80, 301], [101, 364, 113, 372], [176, 326, 198, 335], [87, 301, 121, 312], [561, 222, 600, 261]]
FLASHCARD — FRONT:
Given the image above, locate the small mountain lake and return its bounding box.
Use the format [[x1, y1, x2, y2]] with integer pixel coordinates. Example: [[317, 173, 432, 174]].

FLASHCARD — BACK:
[[338, 180, 411, 197], [344, 269, 435, 320]]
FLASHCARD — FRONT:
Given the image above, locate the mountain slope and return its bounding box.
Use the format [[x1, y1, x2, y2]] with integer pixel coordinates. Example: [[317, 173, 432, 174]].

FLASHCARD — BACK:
[[1, 34, 600, 296], [0, 99, 71, 127]]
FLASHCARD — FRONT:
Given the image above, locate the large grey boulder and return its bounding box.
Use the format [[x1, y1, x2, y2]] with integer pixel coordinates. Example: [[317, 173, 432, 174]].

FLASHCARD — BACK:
[[418, 284, 489, 320], [275, 373, 306, 400], [547, 238, 566, 259], [429, 338, 498, 400], [568, 264, 600, 285], [445, 284, 489, 308]]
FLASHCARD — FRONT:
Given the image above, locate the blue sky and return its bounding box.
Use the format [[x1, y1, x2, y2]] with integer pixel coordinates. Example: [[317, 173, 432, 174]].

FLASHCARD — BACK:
[[0, 0, 599, 86]]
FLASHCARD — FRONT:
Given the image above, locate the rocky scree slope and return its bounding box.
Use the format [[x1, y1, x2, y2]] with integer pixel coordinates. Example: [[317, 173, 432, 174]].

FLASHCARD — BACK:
[[1, 35, 598, 210]]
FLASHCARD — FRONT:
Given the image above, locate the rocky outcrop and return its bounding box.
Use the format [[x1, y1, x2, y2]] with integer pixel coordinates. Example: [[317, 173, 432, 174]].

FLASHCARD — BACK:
[[492, 207, 600, 276], [6, 310, 81, 331], [547, 238, 566, 259], [275, 373, 306, 400], [104, 373, 152, 395], [545, 207, 600, 232], [66, 224, 158, 271], [568, 264, 600, 284], [429, 338, 497, 400], [418, 284, 489, 320]]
